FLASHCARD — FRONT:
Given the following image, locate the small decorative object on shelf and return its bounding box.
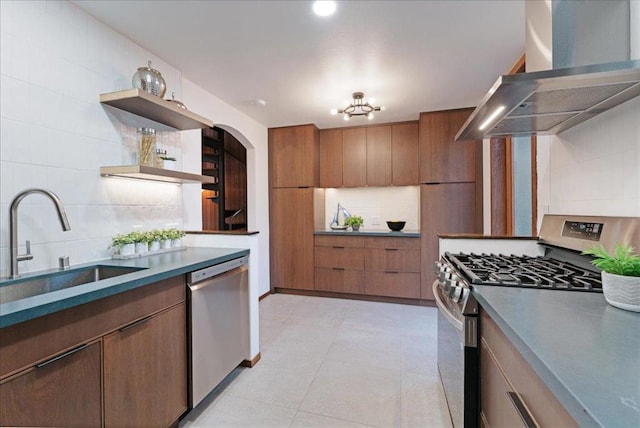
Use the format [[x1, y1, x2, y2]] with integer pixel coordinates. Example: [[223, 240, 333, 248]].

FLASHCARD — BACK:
[[132, 60, 167, 97], [344, 215, 364, 232], [166, 92, 187, 110], [329, 202, 352, 230], [137, 127, 156, 167], [386, 220, 406, 232], [583, 243, 640, 312], [110, 228, 188, 259]]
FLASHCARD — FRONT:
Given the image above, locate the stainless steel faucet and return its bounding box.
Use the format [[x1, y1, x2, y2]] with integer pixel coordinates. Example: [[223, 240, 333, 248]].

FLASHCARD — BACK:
[[9, 189, 71, 278]]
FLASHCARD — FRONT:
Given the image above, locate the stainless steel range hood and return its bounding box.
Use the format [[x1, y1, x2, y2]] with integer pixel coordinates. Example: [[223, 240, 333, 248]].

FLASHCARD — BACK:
[[455, 59, 640, 141]]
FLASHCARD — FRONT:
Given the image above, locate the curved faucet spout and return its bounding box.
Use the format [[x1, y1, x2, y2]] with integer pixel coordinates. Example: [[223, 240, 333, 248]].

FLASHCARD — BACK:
[[9, 188, 71, 278]]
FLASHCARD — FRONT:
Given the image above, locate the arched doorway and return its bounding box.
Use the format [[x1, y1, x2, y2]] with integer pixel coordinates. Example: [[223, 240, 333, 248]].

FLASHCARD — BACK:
[[201, 126, 248, 231]]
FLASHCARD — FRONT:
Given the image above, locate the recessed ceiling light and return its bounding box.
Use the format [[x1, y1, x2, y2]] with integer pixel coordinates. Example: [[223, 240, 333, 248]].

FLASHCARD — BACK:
[[313, 1, 337, 17]]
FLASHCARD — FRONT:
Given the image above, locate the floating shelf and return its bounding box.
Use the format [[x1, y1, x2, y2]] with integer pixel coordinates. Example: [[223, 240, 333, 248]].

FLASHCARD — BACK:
[[100, 165, 218, 184], [100, 89, 213, 130]]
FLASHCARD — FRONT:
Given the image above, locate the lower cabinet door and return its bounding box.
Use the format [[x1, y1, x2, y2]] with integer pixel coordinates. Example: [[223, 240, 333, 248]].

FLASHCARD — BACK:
[[364, 271, 421, 298], [104, 303, 187, 428], [315, 267, 364, 294], [0, 340, 102, 427]]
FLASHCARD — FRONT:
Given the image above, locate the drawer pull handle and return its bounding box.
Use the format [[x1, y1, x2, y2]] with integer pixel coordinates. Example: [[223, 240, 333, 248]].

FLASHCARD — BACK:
[[385, 248, 399, 251], [119, 315, 153, 333], [332, 267, 345, 271], [332, 246, 345, 249], [36, 344, 88, 368], [385, 271, 400, 274], [506, 391, 537, 428]]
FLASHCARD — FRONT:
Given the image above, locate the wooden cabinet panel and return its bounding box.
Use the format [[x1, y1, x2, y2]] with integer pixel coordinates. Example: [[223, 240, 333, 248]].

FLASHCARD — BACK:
[[270, 188, 319, 290], [364, 236, 420, 249], [315, 235, 365, 248], [315, 246, 365, 270], [0, 340, 102, 427], [365, 248, 420, 273], [421, 183, 478, 300], [480, 310, 578, 428], [392, 122, 419, 185], [319, 129, 343, 188], [366, 126, 392, 186], [419, 108, 480, 183], [104, 303, 187, 428], [364, 271, 421, 299], [269, 125, 319, 188], [315, 268, 365, 294], [342, 128, 367, 187]]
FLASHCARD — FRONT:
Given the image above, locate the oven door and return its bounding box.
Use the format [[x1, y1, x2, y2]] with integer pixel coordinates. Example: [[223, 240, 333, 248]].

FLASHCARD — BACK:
[[434, 280, 478, 428]]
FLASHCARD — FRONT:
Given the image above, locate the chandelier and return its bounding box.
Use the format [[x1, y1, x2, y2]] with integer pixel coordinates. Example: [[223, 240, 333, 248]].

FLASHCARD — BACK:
[[331, 92, 385, 121]]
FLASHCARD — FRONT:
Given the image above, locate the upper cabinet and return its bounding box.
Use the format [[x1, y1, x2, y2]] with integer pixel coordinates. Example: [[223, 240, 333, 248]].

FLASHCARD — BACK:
[[100, 89, 213, 130], [269, 125, 319, 188], [366, 126, 392, 187], [319, 129, 344, 188], [419, 108, 480, 183], [391, 122, 419, 186], [342, 128, 368, 187]]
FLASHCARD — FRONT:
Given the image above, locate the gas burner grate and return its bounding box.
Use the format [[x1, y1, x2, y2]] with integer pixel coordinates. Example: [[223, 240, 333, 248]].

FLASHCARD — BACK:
[[446, 252, 602, 292]]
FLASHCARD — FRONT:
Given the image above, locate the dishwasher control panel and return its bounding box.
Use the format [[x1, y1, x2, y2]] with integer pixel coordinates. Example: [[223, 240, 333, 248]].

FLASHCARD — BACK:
[[189, 255, 249, 284]]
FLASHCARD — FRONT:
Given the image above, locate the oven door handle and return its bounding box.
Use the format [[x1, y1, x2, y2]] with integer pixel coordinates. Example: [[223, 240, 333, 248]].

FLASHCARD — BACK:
[[432, 280, 464, 332]]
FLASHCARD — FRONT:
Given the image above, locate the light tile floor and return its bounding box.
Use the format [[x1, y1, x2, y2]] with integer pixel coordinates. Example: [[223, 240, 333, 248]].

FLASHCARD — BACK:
[[180, 294, 452, 428]]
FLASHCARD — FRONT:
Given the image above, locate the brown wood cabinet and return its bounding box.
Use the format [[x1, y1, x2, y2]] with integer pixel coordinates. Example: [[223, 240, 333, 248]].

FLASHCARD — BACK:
[[421, 183, 478, 300], [419, 108, 480, 184], [480, 309, 577, 428], [314, 235, 365, 294], [366, 126, 392, 186], [0, 276, 187, 428], [319, 128, 343, 188], [269, 124, 319, 188], [104, 303, 187, 428], [0, 340, 102, 427], [342, 128, 367, 187], [271, 188, 324, 290], [392, 122, 419, 185]]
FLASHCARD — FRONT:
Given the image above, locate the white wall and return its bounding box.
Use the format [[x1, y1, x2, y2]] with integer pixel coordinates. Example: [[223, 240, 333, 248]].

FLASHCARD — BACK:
[[537, 97, 640, 224], [0, 0, 185, 277], [323, 187, 420, 231]]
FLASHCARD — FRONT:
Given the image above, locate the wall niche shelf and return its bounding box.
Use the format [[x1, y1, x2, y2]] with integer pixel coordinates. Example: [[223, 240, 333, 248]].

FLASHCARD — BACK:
[[100, 165, 218, 184], [100, 89, 214, 130]]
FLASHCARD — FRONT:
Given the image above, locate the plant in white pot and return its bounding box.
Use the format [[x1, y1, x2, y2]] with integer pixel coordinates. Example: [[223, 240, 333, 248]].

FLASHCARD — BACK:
[[583, 244, 640, 312], [110, 233, 135, 256], [157, 229, 172, 249], [131, 231, 149, 254], [167, 228, 186, 247], [147, 230, 161, 251]]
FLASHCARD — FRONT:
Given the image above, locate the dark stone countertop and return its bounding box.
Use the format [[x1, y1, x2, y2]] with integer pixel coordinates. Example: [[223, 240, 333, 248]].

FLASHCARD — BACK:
[[473, 285, 640, 428], [314, 229, 420, 237], [0, 247, 249, 328]]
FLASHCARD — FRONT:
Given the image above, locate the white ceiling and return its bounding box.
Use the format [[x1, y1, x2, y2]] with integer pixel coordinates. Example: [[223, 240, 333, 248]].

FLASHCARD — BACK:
[[74, 0, 525, 129]]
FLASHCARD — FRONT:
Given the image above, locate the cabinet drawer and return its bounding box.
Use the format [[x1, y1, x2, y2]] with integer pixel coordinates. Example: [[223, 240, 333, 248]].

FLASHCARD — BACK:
[[0, 275, 185, 379], [365, 248, 420, 272], [315, 268, 364, 294], [364, 236, 420, 249], [364, 271, 420, 299], [315, 235, 365, 248], [480, 310, 577, 427], [315, 246, 364, 270]]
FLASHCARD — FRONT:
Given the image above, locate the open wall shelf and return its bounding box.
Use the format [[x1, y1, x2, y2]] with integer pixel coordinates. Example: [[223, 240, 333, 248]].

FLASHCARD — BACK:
[[100, 165, 217, 184]]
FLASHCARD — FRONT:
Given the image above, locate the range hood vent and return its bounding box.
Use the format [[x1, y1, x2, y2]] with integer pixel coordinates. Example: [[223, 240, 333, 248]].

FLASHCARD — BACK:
[[455, 60, 640, 141]]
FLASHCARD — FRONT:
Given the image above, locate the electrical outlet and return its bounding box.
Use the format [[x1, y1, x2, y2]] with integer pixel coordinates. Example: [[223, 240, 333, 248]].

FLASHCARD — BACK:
[[372, 216, 380, 225]]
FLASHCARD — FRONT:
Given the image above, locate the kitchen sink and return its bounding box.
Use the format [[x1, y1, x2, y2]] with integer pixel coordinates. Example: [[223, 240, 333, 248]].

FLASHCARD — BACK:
[[0, 265, 147, 304]]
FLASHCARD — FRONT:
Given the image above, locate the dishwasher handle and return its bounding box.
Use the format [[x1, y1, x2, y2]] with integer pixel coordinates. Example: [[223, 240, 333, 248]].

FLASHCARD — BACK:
[[189, 255, 248, 285]]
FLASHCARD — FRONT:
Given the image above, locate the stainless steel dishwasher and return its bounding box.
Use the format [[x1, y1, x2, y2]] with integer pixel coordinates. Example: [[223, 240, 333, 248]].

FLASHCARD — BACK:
[[187, 255, 249, 408]]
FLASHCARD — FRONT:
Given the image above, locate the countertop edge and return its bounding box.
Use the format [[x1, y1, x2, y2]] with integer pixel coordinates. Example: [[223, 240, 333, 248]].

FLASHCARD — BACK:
[[314, 229, 420, 237], [0, 248, 250, 329], [473, 289, 600, 427], [186, 230, 260, 236], [438, 233, 537, 240]]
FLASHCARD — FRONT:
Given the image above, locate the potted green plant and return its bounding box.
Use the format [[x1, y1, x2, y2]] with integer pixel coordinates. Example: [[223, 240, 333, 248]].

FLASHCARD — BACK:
[[156, 229, 172, 249], [110, 233, 135, 256], [130, 231, 149, 254], [160, 155, 177, 170], [147, 230, 161, 251], [344, 215, 364, 232], [583, 243, 640, 312], [166, 228, 186, 247]]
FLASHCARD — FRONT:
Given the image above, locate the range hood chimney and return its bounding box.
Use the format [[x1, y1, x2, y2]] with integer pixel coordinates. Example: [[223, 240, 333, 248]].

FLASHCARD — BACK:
[[456, 0, 640, 141]]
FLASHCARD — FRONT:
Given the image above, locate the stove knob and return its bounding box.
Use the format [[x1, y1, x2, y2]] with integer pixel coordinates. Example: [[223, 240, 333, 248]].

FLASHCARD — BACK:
[[450, 285, 464, 302]]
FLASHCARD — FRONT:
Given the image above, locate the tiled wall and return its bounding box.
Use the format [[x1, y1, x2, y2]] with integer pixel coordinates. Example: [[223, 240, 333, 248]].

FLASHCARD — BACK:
[[0, 1, 185, 277], [323, 187, 420, 231], [542, 97, 640, 217]]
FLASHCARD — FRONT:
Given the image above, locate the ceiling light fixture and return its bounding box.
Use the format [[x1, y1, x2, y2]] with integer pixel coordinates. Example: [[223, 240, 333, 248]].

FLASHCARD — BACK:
[[331, 92, 385, 121], [313, 1, 337, 17]]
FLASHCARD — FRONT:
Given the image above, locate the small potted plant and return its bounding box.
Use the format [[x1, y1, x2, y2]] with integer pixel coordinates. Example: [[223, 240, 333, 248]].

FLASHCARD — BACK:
[[157, 229, 172, 249], [344, 215, 364, 232], [583, 243, 640, 312], [130, 231, 149, 254], [161, 155, 177, 170], [147, 230, 162, 251], [110, 233, 135, 256], [167, 228, 186, 247]]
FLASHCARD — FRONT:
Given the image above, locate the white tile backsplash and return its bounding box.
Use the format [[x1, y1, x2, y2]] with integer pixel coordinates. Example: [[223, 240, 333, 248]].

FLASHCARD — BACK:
[[324, 187, 420, 231], [0, 0, 185, 277]]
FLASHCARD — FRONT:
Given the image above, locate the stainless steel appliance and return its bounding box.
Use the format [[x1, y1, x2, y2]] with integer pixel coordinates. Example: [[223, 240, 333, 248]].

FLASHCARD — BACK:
[[434, 215, 640, 428], [188, 255, 249, 408]]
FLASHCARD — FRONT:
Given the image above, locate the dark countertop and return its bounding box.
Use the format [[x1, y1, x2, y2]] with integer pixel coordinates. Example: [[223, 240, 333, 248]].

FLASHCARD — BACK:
[[315, 229, 420, 237], [186, 230, 260, 236], [438, 233, 536, 240], [473, 286, 640, 428], [0, 247, 249, 329]]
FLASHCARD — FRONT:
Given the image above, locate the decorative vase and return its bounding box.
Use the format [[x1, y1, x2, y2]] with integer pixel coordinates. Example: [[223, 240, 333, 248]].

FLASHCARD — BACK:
[[149, 240, 160, 251], [161, 239, 172, 249], [601, 271, 640, 312], [132, 60, 167, 97], [119, 243, 135, 256], [351, 225, 360, 232], [171, 238, 182, 248], [135, 242, 148, 254]]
